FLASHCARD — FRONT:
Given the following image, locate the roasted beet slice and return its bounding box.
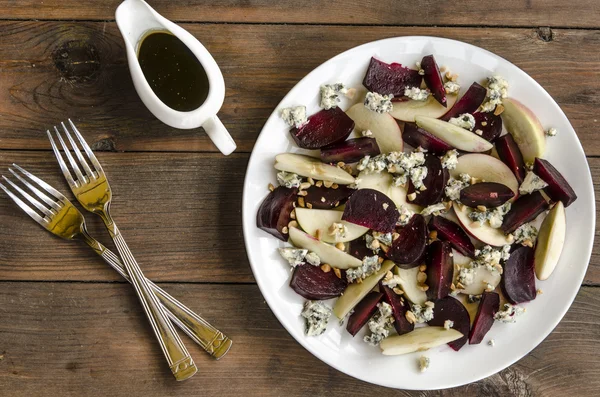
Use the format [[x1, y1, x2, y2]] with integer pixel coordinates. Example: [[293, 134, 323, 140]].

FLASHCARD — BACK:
[[342, 188, 399, 233], [426, 240, 453, 301], [501, 191, 549, 233], [386, 214, 427, 267], [533, 158, 577, 207], [441, 82, 487, 121], [290, 107, 354, 149], [346, 291, 384, 336], [407, 155, 449, 206], [256, 186, 298, 241], [402, 122, 454, 154], [469, 291, 500, 344], [362, 57, 422, 97], [428, 216, 475, 258], [381, 284, 415, 335], [421, 55, 446, 107], [502, 246, 536, 304], [460, 182, 515, 208], [303, 185, 354, 209], [290, 263, 348, 300], [495, 134, 526, 184], [473, 112, 502, 142], [427, 296, 470, 351], [320, 137, 380, 164], [348, 236, 374, 260]]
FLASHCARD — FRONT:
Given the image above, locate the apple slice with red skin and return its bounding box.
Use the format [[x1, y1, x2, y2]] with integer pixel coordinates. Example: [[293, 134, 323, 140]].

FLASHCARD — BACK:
[[290, 263, 348, 300], [320, 137, 380, 164], [421, 55, 447, 107], [390, 94, 457, 122], [407, 155, 449, 206], [469, 291, 500, 344], [450, 153, 519, 197], [427, 296, 471, 351], [402, 122, 454, 154], [495, 134, 527, 184], [441, 82, 487, 121], [275, 153, 355, 185], [290, 107, 354, 149], [256, 186, 298, 241], [415, 116, 493, 153], [425, 240, 454, 301], [346, 291, 383, 336], [386, 214, 428, 267], [381, 284, 415, 335], [502, 246, 537, 304], [303, 184, 355, 210], [501, 98, 546, 163], [429, 215, 475, 258], [453, 202, 512, 246], [535, 201, 566, 280], [342, 188, 399, 233], [533, 158, 578, 207], [346, 103, 404, 153], [460, 182, 515, 208], [501, 191, 549, 233], [473, 112, 503, 142], [362, 57, 422, 98]]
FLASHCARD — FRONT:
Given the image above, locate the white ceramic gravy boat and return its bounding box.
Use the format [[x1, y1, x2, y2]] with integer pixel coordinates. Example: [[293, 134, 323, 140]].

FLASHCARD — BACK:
[[116, 0, 236, 155]]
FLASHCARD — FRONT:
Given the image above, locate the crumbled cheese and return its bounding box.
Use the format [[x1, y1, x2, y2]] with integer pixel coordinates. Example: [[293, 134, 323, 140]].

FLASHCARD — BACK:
[[364, 92, 393, 113], [364, 302, 394, 346], [281, 106, 308, 128], [277, 171, 302, 188], [513, 223, 538, 246], [361, 129, 373, 137], [346, 255, 381, 283], [421, 202, 447, 217], [494, 303, 525, 323], [382, 271, 403, 288], [419, 356, 430, 373], [519, 171, 548, 195], [410, 166, 428, 190], [457, 266, 476, 286], [301, 301, 331, 336], [357, 151, 426, 189], [356, 154, 388, 174], [471, 245, 511, 273], [546, 127, 557, 137], [444, 81, 460, 95], [416, 61, 424, 76], [468, 202, 511, 228], [279, 247, 320, 267], [397, 204, 415, 226], [373, 231, 393, 246], [305, 252, 321, 267], [364, 234, 380, 253], [445, 174, 471, 201], [480, 75, 509, 113], [410, 302, 435, 323], [449, 113, 476, 131], [488, 339, 495, 347], [404, 86, 430, 101], [319, 83, 347, 110], [444, 320, 454, 330], [441, 149, 459, 170], [328, 222, 348, 239]]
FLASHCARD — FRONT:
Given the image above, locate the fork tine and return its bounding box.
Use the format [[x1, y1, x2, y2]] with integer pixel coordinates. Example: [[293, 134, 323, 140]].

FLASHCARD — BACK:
[[9, 167, 61, 211], [54, 126, 86, 185], [68, 119, 104, 174], [11, 164, 69, 205], [61, 121, 94, 179], [47, 130, 77, 188], [0, 181, 48, 227], [2, 175, 54, 217]]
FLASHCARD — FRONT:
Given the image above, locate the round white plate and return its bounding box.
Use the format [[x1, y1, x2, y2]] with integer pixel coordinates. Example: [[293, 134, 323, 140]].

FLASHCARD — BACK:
[[241, 36, 595, 390]]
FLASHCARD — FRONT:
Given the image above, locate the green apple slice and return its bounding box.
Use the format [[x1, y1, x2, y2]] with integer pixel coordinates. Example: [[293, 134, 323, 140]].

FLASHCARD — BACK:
[[390, 94, 457, 122], [415, 115, 493, 152], [380, 327, 463, 355], [450, 153, 519, 197], [501, 98, 546, 163], [294, 207, 368, 243], [333, 260, 395, 319], [274, 153, 355, 184], [453, 203, 512, 247], [346, 103, 403, 153], [534, 201, 566, 280], [393, 266, 427, 305], [356, 171, 422, 212], [289, 227, 362, 269]]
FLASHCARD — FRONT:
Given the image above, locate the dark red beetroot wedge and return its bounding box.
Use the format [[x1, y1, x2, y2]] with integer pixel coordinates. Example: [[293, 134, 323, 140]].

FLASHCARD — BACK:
[[290, 107, 354, 149], [495, 134, 526, 184], [460, 182, 515, 208], [421, 55, 446, 107], [320, 137, 380, 164], [407, 155, 449, 206], [426, 240, 454, 301], [387, 214, 428, 267], [427, 296, 470, 351], [303, 185, 354, 209], [403, 122, 454, 155], [342, 188, 399, 233], [534, 158, 578, 207], [290, 263, 348, 300], [349, 236, 374, 260], [362, 57, 422, 97], [501, 191, 549, 233], [256, 186, 298, 241], [502, 246, 536, 304], [441, 82, 487, 121], [346, 291, 384, 336], [473, 112, 503, 142], [428, 216, 475, 258], [469, 291, 500, 344], [381, 284, 415, 335]]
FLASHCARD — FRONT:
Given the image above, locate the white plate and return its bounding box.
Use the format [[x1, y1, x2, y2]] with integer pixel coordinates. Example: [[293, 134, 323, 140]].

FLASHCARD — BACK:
[[241, 36, 595, 390]]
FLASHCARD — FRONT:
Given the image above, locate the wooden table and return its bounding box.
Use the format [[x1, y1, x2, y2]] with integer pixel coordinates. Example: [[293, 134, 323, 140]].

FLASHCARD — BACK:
[[0, 1, 599, 395]]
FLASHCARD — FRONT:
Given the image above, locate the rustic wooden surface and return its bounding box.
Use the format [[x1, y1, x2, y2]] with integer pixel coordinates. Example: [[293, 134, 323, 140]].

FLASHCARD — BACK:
[[0, 1, 598, 396]]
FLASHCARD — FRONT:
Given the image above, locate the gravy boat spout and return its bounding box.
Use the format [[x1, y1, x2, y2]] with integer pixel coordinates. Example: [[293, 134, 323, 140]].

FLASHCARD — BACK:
[[115, 0, 236, 155]]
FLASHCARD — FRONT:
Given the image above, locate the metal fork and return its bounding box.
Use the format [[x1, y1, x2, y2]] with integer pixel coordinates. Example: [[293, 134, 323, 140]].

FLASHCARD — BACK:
[[0, 165, 232, 361], [47, 121, 199, 381]]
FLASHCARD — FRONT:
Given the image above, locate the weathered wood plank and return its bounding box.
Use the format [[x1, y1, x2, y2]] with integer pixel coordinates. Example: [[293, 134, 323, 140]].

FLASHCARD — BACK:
[[0, 151, 598, 285], [0, 282, 598, 396], [0, 22, 598, 154], [0, 0, 599, 28]]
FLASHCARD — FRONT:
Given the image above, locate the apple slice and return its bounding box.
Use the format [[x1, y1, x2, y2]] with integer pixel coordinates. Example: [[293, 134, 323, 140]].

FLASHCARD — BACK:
[[393, 266, 427, 305], [356, 171, 421, 212], [333, 260, 395, 319], [402, 122, 454, 154], [535, 201, 566, 280], [346, 103, 403, 153], [380, 326, 463, 356], [450, 153, 519, 197], [442, 82, 487, 121], [289, 227, 362, 269], [501, 98, 546, 163], [390, 95, 457, 122], [415, 116, 493, 152], [256, 186, 298, 241], [421, 55, 447, 107], [295, 207, 368, 243], [274, 153, 355, 185], [453, 203, 512, 247], [455, 263, 502, 295]]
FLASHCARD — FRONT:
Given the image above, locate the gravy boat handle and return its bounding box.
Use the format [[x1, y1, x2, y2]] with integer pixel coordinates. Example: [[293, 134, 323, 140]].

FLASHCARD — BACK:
[[203, 115, 236, 155]]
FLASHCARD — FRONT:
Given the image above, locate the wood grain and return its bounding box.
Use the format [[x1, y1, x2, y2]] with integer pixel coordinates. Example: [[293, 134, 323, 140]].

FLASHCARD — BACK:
[[0, 22, 599, 154], [1, 151, 598, 285], [0, 0, 599, 28], [0, 282, 598, 396]]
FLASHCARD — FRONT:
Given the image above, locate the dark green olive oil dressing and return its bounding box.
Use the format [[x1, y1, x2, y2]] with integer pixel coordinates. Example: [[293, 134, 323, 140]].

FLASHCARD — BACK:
[[138, 31, 209, 112]]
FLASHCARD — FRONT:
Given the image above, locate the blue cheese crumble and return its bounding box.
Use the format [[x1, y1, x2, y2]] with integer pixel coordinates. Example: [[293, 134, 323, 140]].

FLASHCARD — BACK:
[[419, 356, 430, 373], [513, 223, 538, 247], [397, 204, 415, 226], [444, 320, 454, 330], [457, 266, 476, 286], [410, 301, 435, 323], [346, 255, 381, 283], [365, 234, 381, 253], [472, 245, 511, 273], [279, 247, 321, 267], [382, 270, 403, 288], [364, 92, 393, 113], [519, 171, 548, 195], [468, 202, 511, 228], [404, 86, 430, 101], [320, 83, 348, 110], [364, 302, 394, 346], [546, 127, 557, 137], [361, 129, 373, 137], [444, 81, 460, 95], [494, 303, 525, 323], [449, 113, 476, 131], [301, 301, 332, 336], [445, 174, 471, 201], [328, 222, 348, 240], [441, 149, 459, 170], [373, 231, 393, 246], [281, 106, 307, 128], [481, 75, 509, 113], [421, 202, 448, 217], [277, 171, 302, 188]]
